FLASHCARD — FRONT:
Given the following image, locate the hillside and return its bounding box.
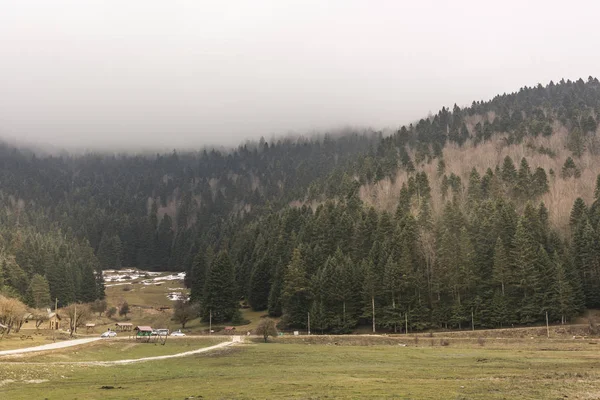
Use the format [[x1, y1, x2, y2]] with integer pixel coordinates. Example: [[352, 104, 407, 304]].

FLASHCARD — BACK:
[[1, 78, 600, 333]]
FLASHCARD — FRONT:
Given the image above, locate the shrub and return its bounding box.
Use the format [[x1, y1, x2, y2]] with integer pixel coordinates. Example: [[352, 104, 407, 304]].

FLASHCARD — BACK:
[[440, 339, 450, 346], [119, 302, 130, 318], [106, 307, 117, 318]]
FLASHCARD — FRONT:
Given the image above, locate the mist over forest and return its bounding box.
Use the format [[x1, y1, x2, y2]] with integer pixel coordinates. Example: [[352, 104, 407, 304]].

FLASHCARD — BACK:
[[1, 78, 600, 332]]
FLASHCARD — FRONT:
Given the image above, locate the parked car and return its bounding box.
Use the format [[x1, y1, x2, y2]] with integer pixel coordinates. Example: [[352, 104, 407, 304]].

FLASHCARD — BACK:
[[101, 331, 117, 338], [170, 330, 186, 337], [152, 328, 169, 336]]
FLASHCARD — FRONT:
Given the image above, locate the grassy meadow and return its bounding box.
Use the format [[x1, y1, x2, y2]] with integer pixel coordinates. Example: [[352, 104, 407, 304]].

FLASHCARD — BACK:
[[2, 336, 600, 399]]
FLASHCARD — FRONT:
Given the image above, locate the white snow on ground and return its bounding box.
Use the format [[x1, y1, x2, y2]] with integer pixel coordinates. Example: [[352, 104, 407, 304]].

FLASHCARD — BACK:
[[103, 270, 183, 285], [167, 292, 189, 301], [140, 272, 186, 285], [150, 272, 186, 282]]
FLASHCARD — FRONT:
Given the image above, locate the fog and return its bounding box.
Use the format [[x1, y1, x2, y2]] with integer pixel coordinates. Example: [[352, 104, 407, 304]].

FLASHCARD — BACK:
[[1, 0, 599, 151]]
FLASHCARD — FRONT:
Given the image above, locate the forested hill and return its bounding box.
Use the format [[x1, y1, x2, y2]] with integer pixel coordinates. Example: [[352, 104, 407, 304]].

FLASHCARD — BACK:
[[2, 77, 600, 331]]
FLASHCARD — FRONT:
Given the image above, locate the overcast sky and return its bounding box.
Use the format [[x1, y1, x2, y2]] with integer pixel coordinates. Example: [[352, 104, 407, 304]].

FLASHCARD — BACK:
[[1, 0, 599, 151]]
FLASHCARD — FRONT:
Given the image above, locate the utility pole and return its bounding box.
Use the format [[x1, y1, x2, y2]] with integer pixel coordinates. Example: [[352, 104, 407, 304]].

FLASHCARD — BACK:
[[307, 312, 310, 335], [405, 312, 408, 335], [53, 298, 58, 342], [209, 310, 212, 336], [471, 309, 474, 331], [73, 303, 77, 337], [372, 297, 375, 333], [546, 311, 550, 339]]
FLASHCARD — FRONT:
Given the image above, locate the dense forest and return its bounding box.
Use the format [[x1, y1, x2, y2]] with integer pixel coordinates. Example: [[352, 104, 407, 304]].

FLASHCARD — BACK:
[[2, 77, 600, 332]]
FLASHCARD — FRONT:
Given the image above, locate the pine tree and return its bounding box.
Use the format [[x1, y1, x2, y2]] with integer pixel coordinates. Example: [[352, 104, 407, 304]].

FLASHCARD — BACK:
[[467, 168, 482, 205], [562, 157, 581, 178], [26, 274, 51, 309], [551, 253, 575, 324], [383, 256, 402, 331], [189, 250, 207, 303], [281, 248, 311, 328], [79, 263, 97, 303], [248, 257, 272, 311], [501, 156, 517, 183], [268, 260, 284, 317], [532, 167, 549, 196], [570, 198, 588, 229], [516, 158, 532, 197], [511, 220, 541, 324], [492, 238, 510, 296], [202, 251, 238, 322]]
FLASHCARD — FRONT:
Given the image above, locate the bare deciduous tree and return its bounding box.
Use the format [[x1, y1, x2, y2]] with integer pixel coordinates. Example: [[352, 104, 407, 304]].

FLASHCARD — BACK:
[[255, 318, 278, 343], [64, 303, 92, 337], [0, 295, 28, 337], [172, 300, 198, 329]]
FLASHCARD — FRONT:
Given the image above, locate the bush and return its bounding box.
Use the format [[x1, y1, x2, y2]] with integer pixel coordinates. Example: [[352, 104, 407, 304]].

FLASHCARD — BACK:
[[477, 337, 485, 346], [440, 339, 450, 346], [119, 302, 130, 318]]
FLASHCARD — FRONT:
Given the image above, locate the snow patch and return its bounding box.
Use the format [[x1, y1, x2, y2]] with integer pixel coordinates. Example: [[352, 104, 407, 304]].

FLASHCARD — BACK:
[[167, 292, 189, 301]]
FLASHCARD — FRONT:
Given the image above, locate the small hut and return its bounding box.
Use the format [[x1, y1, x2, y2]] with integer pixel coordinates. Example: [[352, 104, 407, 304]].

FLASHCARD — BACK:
[[48, 312, 61, 330], [115, 322, 133, 332], [85, 323, 96, 333], [134, 326, 153, 342]]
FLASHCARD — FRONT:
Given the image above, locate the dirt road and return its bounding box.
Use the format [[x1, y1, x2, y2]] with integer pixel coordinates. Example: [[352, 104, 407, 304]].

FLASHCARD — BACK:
[[0, 336, 242, 365], [0, 337, 101, 357]]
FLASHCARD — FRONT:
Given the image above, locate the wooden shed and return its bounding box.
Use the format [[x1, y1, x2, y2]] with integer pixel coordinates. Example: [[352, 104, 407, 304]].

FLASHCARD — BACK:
[[115, 322, 133, 332], [48, 312, 61, 330], [134, 326, 153, 342]]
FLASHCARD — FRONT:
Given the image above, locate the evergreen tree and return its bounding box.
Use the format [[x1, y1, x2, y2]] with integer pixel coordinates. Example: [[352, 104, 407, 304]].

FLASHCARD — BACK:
[[248, 257, 272, 311], [79, 263, 97, 303], [550, 253, 575, 324], [189, 250, 208, 303], [202, 251, 238, 322], [26, 274, 51, 309], [281, 248, 311, 328], [492, 238, 510, 296]]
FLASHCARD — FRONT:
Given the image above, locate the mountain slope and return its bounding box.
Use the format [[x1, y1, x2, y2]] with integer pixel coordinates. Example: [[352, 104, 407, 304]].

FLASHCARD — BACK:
[[1, 78, 600, 332]]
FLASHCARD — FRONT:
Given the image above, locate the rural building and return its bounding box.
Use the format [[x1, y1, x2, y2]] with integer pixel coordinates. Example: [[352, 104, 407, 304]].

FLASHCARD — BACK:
[[85, 323, 96, 332], [115, 322, 133, 332], [48, 312, 61, 330]]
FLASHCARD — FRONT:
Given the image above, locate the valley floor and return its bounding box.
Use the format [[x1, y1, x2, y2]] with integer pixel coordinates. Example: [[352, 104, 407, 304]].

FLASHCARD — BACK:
[[1, 335, 599, 399]]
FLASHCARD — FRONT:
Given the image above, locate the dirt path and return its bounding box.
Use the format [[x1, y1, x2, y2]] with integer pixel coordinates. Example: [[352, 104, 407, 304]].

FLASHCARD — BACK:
[[0, 337, 101, 357], [0, 336, 242, 366], [88, 336, 241, 365]]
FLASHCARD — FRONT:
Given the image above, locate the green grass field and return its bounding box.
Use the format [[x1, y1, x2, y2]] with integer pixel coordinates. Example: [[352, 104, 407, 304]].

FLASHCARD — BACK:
[[2, 337, 600, 399]]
